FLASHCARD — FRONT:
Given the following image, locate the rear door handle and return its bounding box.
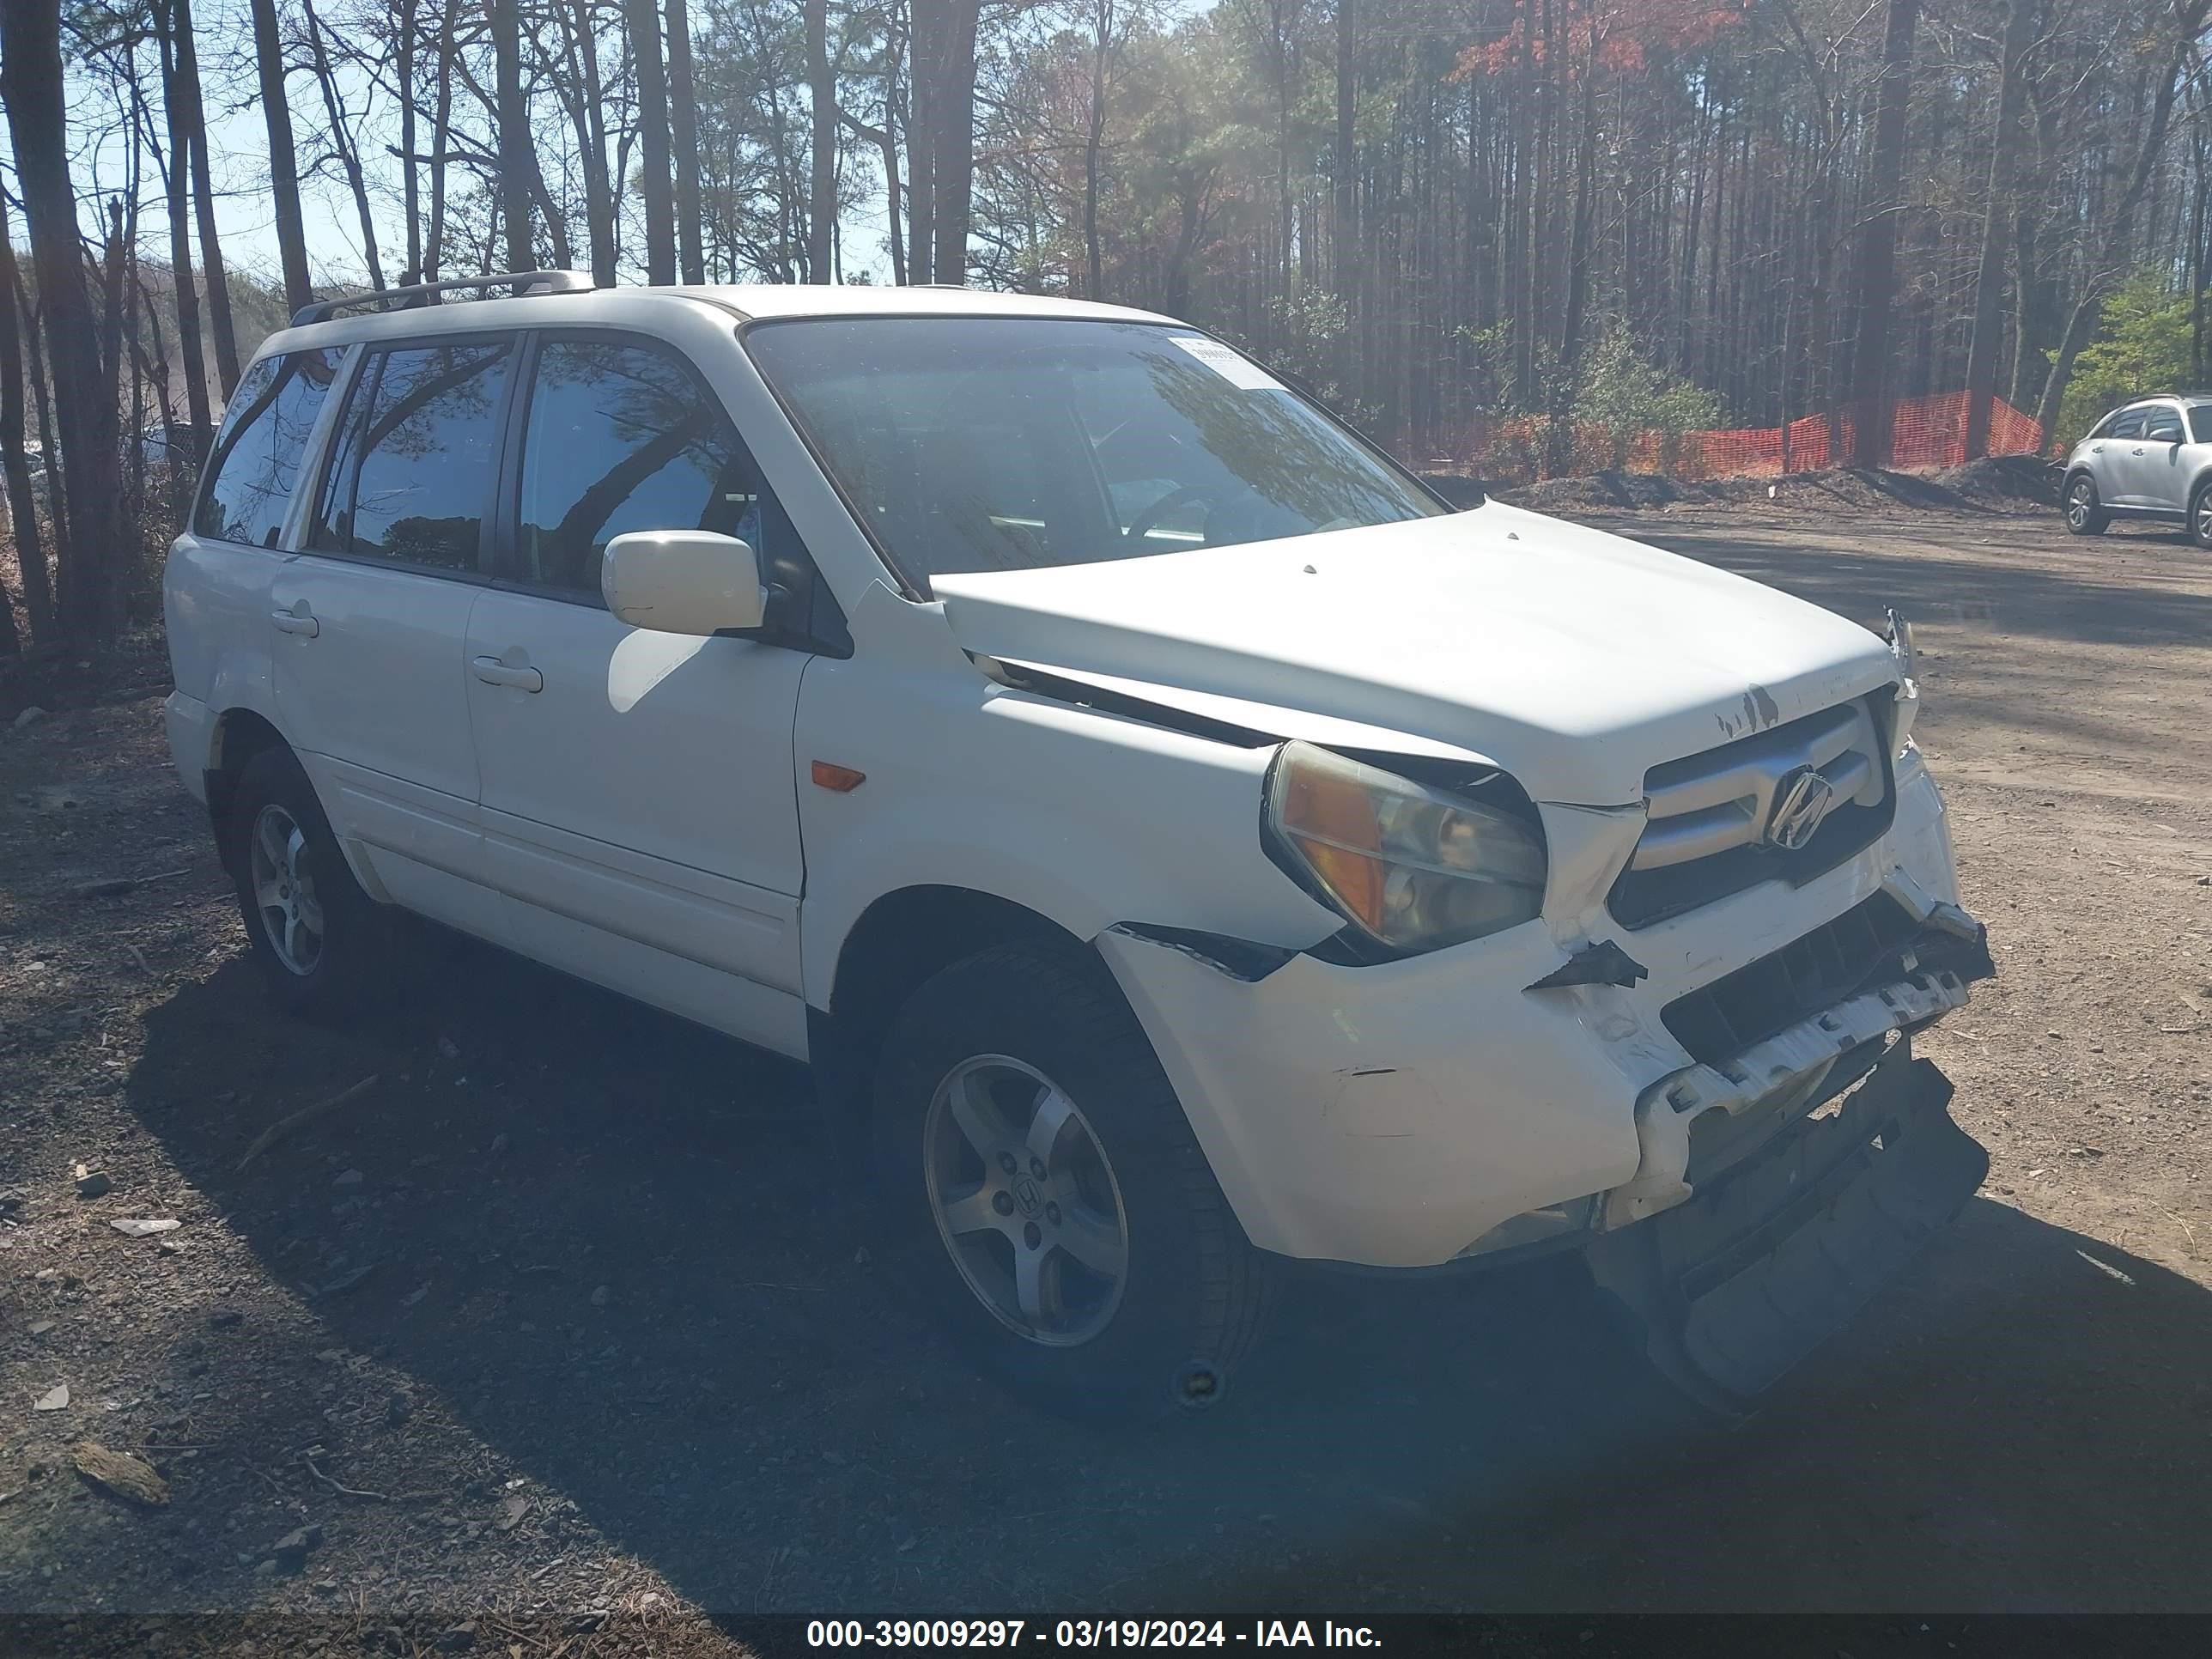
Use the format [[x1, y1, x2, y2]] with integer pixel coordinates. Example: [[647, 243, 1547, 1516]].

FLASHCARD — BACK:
[[270, 607, 319, 637], [2132, 446, 2148, 455], [471, 654, 544, 693]]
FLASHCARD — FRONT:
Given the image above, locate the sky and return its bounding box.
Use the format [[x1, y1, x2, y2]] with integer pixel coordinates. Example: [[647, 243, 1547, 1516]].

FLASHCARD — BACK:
[[12, 0, 907, 307]]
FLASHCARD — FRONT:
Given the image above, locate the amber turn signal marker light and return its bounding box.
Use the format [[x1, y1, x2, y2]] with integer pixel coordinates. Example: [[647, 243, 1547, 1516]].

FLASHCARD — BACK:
[[811, 760, 866, 793]]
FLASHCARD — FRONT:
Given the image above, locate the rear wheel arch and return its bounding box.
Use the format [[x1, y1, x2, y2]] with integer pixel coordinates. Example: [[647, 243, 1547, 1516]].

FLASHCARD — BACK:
[[205, 708, 289, 854]]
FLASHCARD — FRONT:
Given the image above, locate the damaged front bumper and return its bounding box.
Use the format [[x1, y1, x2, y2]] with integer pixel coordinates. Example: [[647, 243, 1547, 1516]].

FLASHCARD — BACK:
[[1587, 1046, 1985, 1411]]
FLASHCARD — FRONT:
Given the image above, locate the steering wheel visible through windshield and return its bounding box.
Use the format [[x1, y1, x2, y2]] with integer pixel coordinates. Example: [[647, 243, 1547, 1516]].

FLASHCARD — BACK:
[[741, 317, 1447, 592]]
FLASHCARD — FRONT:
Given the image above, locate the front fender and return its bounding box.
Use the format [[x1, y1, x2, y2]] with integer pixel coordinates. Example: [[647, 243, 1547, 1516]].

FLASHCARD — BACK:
[[793, 587, 1341, 1009]]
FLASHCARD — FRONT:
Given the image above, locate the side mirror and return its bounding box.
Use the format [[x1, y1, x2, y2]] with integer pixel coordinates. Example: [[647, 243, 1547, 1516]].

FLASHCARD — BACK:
[[601, 530, 766, 636]]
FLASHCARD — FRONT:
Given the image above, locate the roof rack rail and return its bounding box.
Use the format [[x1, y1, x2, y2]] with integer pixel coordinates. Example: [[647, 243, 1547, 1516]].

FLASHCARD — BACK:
[[290, 270, 598, 329]]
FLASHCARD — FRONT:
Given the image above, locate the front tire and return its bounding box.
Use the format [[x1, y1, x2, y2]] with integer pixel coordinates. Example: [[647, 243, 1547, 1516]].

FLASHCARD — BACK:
[[225, 746, 387, 1018], [871, 944, 1271, 1417], [2064, 473, 2108, 536]]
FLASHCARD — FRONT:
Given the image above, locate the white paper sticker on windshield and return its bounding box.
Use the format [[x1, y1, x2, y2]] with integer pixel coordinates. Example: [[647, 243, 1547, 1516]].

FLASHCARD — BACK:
[[1170, 335, 1286, 392]]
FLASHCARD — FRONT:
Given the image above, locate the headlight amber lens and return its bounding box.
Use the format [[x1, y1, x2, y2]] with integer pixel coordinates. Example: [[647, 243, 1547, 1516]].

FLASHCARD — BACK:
[[1267, 742, 1547, 953]]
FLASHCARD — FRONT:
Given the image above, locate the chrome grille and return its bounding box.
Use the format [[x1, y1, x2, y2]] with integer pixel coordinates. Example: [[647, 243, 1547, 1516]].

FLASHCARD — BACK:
[[1610, 698, 1894, 929]]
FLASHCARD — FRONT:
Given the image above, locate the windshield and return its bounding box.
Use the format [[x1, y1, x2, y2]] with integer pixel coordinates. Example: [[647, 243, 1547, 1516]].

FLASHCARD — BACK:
[[743, 316, 1445, 590]]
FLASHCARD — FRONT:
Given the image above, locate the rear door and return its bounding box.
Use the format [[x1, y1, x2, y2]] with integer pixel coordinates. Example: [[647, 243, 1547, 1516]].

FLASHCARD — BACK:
[[462, 330, 816, 1055], [166, 347, 344, 735], [269, 333, 517, 939]]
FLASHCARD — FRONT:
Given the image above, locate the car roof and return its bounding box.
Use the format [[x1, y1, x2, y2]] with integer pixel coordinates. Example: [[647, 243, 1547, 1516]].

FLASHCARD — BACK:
[[257, 281, 1178, 357]]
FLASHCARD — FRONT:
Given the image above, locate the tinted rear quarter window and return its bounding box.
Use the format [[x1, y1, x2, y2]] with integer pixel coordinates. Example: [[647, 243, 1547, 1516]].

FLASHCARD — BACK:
[[312, 338, 513, 572], [192, 349, 343, 547]]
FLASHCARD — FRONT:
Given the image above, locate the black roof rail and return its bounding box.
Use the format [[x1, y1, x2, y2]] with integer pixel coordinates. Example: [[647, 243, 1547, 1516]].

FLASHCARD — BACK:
[[290, 270, 599, 329]]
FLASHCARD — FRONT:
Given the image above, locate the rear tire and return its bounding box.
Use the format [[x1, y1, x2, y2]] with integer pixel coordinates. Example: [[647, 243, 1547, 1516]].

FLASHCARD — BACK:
[[2191, 481, 2212, 550], [224, 745, 389, 1018], [2063, 474, 2108, 536], [870, 943, 1272, 1418]]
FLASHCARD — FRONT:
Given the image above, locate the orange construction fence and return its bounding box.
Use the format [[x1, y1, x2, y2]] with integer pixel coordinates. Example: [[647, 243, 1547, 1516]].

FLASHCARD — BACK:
[[1413, 391, 2045, 482]]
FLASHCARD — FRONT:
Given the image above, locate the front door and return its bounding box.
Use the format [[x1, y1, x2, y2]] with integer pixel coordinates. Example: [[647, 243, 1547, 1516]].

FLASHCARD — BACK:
[[464, 331, 811, 1055], [271, 334, 516, 939], [2126, 404, 2191, 512]]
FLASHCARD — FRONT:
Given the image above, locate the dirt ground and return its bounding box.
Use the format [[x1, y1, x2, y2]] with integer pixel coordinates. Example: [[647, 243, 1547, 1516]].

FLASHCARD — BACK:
[[4, 490, 2211, 1645]]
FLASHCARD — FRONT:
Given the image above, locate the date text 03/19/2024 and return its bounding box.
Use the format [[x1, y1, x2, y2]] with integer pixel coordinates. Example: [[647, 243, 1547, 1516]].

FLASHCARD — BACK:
[[805, 1621, 1383, 1649]]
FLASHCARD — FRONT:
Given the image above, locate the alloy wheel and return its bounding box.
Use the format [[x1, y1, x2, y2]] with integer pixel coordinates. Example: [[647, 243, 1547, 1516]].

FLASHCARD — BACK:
[[922, 1054, 1130, 1346], [2068, 482, 2093, 528], [248, 803, 325, 976]]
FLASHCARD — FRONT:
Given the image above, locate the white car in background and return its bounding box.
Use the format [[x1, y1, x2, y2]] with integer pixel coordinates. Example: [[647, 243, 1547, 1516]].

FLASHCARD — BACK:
[[2061, 393, 2212, 545], [163, 273, 1994, 1414]]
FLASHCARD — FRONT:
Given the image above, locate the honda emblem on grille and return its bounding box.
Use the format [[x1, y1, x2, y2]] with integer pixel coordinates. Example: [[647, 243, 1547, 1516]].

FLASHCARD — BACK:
[[1764, 768, 1838, 852]]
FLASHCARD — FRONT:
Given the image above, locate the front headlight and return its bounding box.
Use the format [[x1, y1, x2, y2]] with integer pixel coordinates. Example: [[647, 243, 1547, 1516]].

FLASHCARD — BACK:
[[1264, 741, 1547, 954]]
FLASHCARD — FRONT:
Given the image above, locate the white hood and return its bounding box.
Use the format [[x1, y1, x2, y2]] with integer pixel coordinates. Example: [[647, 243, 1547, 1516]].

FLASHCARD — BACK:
[[933, 503, 1901, 806]]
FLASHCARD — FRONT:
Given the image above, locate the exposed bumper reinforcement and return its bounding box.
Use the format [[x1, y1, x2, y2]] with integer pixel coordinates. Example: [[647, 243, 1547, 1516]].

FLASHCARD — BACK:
[[1586, 1050, 1985, 1413]]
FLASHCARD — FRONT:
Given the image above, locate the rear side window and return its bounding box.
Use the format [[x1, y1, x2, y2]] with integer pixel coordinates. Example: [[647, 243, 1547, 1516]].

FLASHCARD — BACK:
[[2144, 406, 2185, 442], [2192, 406, 2212, 445], [512, 337, 787, 598], [311, 338, 513, 572], [192, 349, 342, 547]]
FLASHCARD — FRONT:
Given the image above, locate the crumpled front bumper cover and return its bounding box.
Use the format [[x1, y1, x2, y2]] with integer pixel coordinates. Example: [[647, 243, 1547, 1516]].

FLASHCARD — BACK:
[[1586, 1048, 1986, 1412]]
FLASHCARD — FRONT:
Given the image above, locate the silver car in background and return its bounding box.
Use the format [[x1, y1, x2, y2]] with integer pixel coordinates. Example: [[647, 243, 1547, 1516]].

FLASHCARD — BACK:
[[2061, 394, 2212, 547]]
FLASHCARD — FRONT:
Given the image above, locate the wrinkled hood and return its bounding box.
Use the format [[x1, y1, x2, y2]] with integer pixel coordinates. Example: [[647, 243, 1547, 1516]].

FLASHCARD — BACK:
[[933, 503, 1901, 805]]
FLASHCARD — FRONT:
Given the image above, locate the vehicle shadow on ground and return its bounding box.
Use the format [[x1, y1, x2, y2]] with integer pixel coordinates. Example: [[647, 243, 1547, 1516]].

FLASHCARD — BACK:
[[124, 935, 2212, 1613]]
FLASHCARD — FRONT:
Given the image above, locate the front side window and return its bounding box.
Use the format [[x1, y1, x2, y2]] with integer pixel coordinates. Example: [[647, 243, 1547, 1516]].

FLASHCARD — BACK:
[[514, 337, 786, 597], [192, 349, 342, 547], [2107, 409, 2148, 441], [2143, 406, 2185, 443], [311, 338, 513, 572], [743, 317, 1443, 590]]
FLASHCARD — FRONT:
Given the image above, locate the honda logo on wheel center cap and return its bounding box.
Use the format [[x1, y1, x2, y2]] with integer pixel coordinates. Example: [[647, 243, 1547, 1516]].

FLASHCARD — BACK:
[[1012, 1176, 1044, 1218]]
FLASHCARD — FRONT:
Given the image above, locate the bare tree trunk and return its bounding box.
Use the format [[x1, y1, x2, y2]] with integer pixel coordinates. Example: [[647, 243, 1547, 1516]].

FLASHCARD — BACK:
[[492, 0, 534, 271], [0, 203, 52, 641], [908, 0, 938, 283], [1333, 0, 1353, 299], [667, 0, 706, 283], [1963, 0, 2033, 459], [806, 0, 837, 282], [399, 0, 421, 280], [2, 0, 124, 637], [628, 0, 678, 283], [1848, 0, 1918, 468], [170, 0, 238, 394], [932, 0, 979, 284], [151, 0, 214, 459], [426, 0, 458, 281], [247, 0, 314, 313], [1082, 0, 1112, 297], [562, 0, 617, 283]]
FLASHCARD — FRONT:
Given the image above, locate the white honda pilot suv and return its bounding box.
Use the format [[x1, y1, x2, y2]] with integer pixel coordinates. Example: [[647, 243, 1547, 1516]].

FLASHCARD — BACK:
[[166, 274, 1994, 1414]]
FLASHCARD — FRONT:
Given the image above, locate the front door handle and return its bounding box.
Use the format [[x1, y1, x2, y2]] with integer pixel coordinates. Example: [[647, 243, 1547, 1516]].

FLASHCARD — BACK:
[[471, 654, 544, 693], [270, 606, 319, 638], [2132, 446, 2148, 456]]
